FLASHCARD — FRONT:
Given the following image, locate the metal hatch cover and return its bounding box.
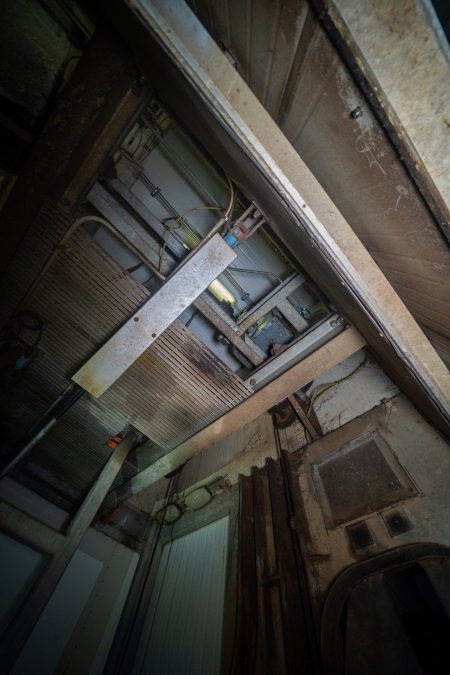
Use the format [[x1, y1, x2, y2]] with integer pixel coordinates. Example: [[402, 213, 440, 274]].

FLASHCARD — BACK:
[[311, 430, 418, 529]]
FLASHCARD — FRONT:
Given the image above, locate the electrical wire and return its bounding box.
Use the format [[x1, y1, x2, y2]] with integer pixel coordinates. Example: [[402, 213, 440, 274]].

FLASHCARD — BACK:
[[228, 266, 282, 283], [15, 310, 43, 347], [224, 175, 235, 220], [307, 355, 369, 416], [158, 205, 223, 273], [120, 150, 252, 302], [157, 174, 234, 274]]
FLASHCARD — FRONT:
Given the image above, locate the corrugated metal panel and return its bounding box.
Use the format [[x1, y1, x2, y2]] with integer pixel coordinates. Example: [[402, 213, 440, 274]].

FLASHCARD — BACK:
[[187, 0, 450, 367], [177, 411, 276, 491], [0, 203, 250, 498], [135, 516, 229, 675]]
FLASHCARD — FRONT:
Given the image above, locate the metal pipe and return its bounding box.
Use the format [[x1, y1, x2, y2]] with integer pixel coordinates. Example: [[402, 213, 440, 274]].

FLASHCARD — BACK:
[[17, 215, 165, 314], [155, 176, 234, 280], [26, 382, 78, 435], [142, 112, 225, 210], [134, 170, 250, 299], [229, 266, 282, 284], [92, 216, 165, 281], [164, 215, 228, 280]]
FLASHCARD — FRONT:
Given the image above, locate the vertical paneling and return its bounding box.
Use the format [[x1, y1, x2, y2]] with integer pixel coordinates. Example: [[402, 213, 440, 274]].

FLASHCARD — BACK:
[[0, 202, 250, 500], [138, 517, 229, 675]]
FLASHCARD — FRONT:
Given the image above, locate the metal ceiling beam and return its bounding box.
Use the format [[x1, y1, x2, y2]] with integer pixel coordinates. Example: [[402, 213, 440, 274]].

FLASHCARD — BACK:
[[105, 326, 366, 502], [237, 271, 305, 330], [121, 0, 450, 436], [88, 183, 266, 366], [246, 313, 345, 392], [72, 233, 237, 397], [193, 295, 265, 366]]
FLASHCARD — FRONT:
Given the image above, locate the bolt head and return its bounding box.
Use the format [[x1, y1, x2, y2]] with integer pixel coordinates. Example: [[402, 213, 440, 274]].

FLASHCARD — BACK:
[[350, 106, 363, 119]]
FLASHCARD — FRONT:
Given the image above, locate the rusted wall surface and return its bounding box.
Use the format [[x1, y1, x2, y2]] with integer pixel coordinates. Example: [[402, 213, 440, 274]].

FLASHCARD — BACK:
[[186, 0, 450, 367]]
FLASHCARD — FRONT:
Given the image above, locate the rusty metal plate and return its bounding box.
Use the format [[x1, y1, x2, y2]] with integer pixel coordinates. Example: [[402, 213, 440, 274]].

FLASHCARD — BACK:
[[311, 431, 417, 528], [72, 233, 236, 397]]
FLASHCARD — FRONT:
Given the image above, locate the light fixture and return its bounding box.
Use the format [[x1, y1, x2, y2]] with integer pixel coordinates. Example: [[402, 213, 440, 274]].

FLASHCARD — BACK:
[[208, 278, 236, 304]]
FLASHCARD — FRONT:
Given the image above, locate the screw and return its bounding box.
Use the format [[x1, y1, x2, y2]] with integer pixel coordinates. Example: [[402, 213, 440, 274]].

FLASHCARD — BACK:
[[133, 317, 139, 322], [350, 106, 363, 119], [151, 333, 156, 338], [249, 378, 256, 386]]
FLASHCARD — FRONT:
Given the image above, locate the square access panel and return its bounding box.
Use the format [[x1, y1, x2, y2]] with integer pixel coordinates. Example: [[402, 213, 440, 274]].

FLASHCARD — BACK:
[[311, 430, 417, 529]]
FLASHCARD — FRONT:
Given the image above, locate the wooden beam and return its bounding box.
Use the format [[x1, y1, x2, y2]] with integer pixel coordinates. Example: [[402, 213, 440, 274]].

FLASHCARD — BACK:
[[110, 327, 365, 499], [288, 395, 321, 441], [0, 29, 146, 275]]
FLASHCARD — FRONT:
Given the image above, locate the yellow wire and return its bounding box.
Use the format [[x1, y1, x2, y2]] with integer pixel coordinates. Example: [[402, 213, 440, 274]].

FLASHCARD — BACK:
[[159, 204, 229, 273], [307, 356, 369, 416]]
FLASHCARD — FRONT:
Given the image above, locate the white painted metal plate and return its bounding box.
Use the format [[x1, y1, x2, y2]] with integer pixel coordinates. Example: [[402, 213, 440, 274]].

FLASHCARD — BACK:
[[72, 234, 236, 397]]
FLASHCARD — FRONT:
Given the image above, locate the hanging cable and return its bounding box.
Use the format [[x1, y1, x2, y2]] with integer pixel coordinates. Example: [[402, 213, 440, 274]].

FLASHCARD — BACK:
[[228, 267, 282, 284], [307, 355, 369, 416], [159, 205, 224, 273]]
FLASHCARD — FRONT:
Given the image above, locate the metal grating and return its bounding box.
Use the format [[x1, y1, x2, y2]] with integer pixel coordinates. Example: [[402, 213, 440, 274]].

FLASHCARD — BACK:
[[311, 431, 417, 528], [0, 202, 251, 498]]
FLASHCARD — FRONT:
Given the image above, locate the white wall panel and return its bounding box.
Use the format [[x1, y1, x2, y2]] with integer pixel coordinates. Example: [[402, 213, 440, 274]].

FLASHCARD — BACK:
[[0, 533, 47, 636], [136, 516, 229, 675], [11, 549, 102, 675]]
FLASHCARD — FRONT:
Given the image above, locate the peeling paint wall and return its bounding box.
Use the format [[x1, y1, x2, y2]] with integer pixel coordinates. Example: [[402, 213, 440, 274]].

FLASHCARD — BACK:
[[285, 394, 450, 619]]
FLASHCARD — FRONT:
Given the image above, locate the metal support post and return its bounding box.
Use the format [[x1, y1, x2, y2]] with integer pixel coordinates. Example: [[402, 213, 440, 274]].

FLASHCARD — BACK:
[[0, 429, 140, 673]]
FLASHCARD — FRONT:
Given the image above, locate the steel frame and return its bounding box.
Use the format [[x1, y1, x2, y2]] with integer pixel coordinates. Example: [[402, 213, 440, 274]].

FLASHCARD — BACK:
[[122, 0, 450, 437]]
